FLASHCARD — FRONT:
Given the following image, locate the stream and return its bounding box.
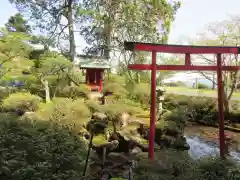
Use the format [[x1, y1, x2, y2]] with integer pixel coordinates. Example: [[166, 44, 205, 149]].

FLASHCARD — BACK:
[[185, 126, 240, 162]]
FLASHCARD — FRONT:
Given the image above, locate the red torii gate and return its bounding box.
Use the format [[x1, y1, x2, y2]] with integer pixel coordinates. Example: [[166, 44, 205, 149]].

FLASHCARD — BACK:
[[124, 41, 240, 160]]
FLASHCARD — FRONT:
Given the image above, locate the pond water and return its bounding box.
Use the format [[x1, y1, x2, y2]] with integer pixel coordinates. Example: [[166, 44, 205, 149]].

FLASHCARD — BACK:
[[185, 126, 240, 162]]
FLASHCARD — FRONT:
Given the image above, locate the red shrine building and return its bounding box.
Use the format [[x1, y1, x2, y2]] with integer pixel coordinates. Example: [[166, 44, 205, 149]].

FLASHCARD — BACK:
[[78, 55, 110, 92]]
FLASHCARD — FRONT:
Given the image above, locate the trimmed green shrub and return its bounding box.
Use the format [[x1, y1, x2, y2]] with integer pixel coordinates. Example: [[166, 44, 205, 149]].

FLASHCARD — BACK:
[[2, 92, 42, 112], [129, 83, 150, 109], [58, 84, 90, 99], [197, 82, 209, 89], [134, 151, 240, 180], [33, 98, 91, 125], [163, 94, 240, 124], [103, 82, 128, 99], [164, 81, 186, 87], [85, 100, 102, 113], [0, 117, 87, 179]]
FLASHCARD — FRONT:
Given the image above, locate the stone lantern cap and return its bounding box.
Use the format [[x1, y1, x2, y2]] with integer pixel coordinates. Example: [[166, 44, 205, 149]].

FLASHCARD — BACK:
[[156, 86, 165, 99], [156, 86, 166, 92]]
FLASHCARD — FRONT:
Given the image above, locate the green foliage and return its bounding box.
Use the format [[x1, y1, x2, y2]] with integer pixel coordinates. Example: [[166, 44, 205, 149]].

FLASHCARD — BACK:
[[58, 84, 90, 99], [9, 0, 79, 60], [105, 73, 126, 86], [5, 13, 31, 33], [163, 94, 240, 124], [163, 94, 187, 111], [30, 51, 74, 99], [103, 82, 128, 99], [0, 117, 87, 179], [33, 98, 91, 125], [15, 75, 39, 88], [0, 30, 32, 60], [79, 0, 181, 54], [129, 83, 150, 108], [33, 51, 71, 76], [0, 30, 33, 80], [30, 35, 56, 47], [102, 102, 144, 117], [85, 100, 102, 113], [164, 81, 186, 87], [134, 151, 240, 180], [197, 83, 209, 89], [2, 92, 42, 112], [196, 157, 240, 179]]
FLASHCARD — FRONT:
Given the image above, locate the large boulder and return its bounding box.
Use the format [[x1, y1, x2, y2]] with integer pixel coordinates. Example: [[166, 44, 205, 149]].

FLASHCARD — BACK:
[[109, 130, 149, 153], [137, 122, 190, 150]]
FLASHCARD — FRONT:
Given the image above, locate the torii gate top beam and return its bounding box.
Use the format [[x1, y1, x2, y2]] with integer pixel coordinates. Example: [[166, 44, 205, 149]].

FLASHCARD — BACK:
[[124, 41, 240, 54]]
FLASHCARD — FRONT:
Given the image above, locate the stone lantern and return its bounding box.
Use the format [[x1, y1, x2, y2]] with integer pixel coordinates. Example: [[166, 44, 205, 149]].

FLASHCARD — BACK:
[[156, 86, 165, 116]]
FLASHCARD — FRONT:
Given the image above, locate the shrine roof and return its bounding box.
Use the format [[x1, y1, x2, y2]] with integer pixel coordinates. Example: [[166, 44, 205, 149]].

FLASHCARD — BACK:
[[77, 55, 110, 69]]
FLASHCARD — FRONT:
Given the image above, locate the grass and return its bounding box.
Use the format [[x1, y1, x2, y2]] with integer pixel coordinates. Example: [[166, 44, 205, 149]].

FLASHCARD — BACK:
[[165, 86, 240, 98]]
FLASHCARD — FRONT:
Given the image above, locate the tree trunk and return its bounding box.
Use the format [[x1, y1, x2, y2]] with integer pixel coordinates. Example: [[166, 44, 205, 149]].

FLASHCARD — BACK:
[[102, 18, 112, 59], [66, 0, 76, 62], [223, 91, 230, 113], [212, 73, 216, 90], [83, 133, 93, 178], [41, 78, 50, 103], [136, 72, 140, 84]]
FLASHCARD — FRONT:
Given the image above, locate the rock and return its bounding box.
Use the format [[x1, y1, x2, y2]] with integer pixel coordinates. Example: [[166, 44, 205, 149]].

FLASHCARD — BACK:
[[173, 136, 190, 150], [137, 121, 189, 151], [21, 111, 35, 120], [119, 112, 131, 127], [100, 140, 119, 150], [131, 147, 142, 155], [92, 112, 107, 121], [109, 130, 148, 153], [225, 132, 234, 141], [128, 118, 146, 126], [107, 152, 129, 162], [87, 92, 103, 101]]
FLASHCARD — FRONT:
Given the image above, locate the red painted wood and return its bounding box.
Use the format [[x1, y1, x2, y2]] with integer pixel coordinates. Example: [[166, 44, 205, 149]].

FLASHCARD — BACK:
[[128, 64, 240, 71], [99, 72, 103, 92], [135, 43, 239, 54], [128, 64, 152, 70], [217, 54, 226, 158], [85, 69, 104, 92], [185, 53, 191, 65], [149, 51, 157, 160]]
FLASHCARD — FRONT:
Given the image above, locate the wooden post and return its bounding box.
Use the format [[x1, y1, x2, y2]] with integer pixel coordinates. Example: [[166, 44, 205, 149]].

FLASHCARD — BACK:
[[217, 53, 226, 158], [149, 51, 157, 160], [99, 70, 103, 92]]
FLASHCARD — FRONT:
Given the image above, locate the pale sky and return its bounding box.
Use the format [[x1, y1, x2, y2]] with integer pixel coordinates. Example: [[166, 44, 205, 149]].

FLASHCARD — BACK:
[[1, 0, 240, 47], [169, 0, 240, 43]]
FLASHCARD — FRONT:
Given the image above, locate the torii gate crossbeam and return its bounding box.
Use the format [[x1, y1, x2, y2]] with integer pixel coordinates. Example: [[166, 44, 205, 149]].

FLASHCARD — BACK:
[[124, 41, 240, 160]]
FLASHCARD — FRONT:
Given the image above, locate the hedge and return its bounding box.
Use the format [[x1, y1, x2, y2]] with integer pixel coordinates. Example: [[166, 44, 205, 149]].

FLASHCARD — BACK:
[[163, 94, 240, 124]]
